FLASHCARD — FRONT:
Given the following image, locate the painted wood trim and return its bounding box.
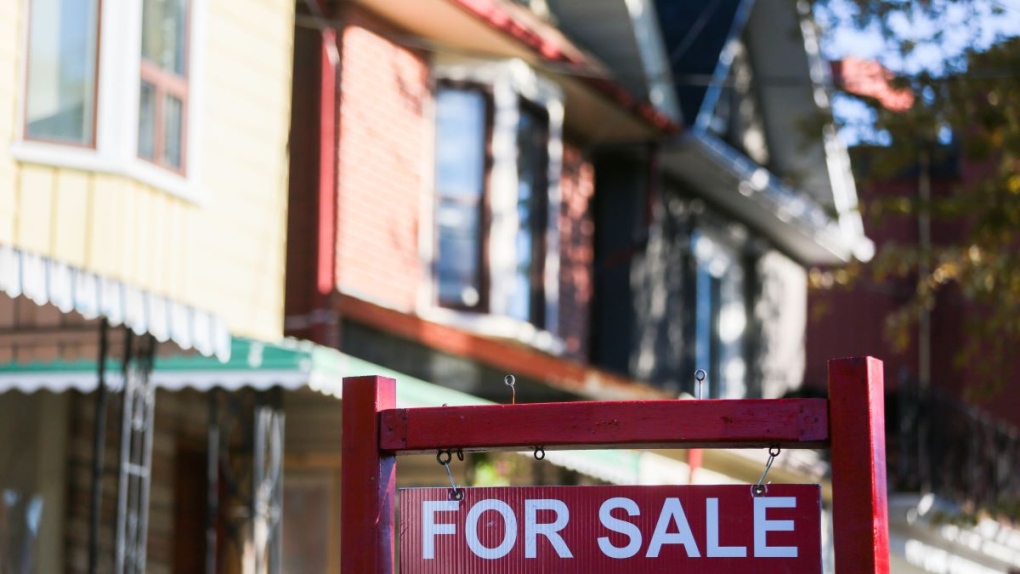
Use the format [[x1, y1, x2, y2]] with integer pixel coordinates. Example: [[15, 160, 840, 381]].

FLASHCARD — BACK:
[[337, 293, 668, 400]]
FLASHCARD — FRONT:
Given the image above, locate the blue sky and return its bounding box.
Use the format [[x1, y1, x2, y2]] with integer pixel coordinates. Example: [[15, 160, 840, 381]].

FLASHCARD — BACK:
[[816, 0, 1020, 144]]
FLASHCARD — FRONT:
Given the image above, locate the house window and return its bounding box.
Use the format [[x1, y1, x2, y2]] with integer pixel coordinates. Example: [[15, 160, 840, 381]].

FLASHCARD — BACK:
[[139, 0, 189, 171], [431, 61, 563, 335], [435, 86, 489, 310], [693, 231, 748, 398], [508, 101, 549, 327], [24, 0, 101, 145]]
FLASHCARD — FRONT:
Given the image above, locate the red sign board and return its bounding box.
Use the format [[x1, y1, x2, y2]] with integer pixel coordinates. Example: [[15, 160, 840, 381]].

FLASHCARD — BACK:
[[400, 484, 822, 573]]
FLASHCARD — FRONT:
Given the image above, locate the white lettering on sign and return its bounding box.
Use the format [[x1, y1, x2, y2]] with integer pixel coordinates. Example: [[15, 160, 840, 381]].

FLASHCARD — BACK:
[[707, 498, 747, 557], [466, 499, 517, 559], [754, 497, 798, 558], [422, 500, 459, 559], [646, 498, 700, 558], [524, 499, 573, 558], [418, 492, 804, 561], [597, 497, 643, 559]]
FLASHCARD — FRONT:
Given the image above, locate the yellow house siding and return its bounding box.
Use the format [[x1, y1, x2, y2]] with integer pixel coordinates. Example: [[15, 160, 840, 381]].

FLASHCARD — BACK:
[[0, 0, 21, 247], [2, 0, 295, 344], [51, 170, 91, 268], [16, 165, 56, 256], [184, 0, 294, 339], [86, 173, 127, 281]]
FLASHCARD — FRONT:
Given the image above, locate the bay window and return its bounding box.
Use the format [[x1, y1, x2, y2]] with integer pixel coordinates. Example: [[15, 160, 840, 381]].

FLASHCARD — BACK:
[[16, 0, 201, 199]]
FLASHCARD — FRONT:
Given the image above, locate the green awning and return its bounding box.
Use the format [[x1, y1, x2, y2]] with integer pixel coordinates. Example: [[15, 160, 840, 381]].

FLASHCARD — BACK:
[[0, 337, 687, 485]]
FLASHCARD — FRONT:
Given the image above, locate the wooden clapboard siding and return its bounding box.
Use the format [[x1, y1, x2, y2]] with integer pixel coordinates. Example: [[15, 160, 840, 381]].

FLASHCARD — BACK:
[[52, 170, 92, 267], [0, 0, 296, 343], [0, 0, 18, 247]]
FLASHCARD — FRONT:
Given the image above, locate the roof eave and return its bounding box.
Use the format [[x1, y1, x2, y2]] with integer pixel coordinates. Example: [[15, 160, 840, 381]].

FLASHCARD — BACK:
[[661, 132, 871, 266]]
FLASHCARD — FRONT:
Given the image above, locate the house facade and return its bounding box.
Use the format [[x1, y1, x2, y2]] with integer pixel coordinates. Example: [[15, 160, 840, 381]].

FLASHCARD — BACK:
[[0, 0, 295, 571], [283, 0, 869, 569]]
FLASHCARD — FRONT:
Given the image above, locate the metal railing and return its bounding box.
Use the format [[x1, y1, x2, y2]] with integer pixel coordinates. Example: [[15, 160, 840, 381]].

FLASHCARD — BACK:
[[888, 381, 1020, 523]]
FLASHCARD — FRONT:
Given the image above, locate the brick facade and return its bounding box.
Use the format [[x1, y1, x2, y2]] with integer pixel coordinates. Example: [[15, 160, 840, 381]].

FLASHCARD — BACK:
[[330, 13, 598, 360], [335, 20, 430, 311], [558, 145, 595, 360]]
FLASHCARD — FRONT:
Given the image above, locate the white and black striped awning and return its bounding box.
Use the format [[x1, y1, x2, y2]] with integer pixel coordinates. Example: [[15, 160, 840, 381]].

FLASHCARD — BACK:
[[0, 244, 230, 361]]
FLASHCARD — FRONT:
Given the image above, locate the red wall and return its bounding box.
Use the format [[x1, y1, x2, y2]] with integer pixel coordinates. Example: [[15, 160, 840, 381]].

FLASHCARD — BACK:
[[558, 146, 595, 360], [806, 158, 1020, 426], [335, 19, 429, 311]]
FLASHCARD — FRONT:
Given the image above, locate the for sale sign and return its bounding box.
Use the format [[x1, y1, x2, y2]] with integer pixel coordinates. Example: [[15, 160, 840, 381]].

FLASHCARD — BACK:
[[400, 485, 821, 573]]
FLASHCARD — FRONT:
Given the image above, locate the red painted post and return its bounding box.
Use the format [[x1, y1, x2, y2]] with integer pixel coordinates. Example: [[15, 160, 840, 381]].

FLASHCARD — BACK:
[[341, 376, 397, 573], [828, 357, 890, 573]]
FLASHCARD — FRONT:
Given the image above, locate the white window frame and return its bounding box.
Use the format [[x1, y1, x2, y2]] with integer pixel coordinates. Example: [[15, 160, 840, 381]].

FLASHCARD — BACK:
[[12, 0, 207, 203], [420, 58, 566, 353]]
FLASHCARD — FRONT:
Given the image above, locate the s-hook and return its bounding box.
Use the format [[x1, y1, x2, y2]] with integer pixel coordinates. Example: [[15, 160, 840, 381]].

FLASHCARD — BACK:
[[751, 446, 781, 497], [437, 448, 465, 501]]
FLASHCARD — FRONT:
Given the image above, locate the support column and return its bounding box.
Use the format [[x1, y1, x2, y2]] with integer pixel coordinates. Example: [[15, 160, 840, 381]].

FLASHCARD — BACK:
[[341, 376, 396, 573], [829, 356, 890, 573]]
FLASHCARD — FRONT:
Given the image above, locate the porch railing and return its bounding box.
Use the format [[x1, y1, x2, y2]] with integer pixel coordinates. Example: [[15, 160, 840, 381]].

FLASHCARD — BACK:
[[888, 381, 1020, 523]]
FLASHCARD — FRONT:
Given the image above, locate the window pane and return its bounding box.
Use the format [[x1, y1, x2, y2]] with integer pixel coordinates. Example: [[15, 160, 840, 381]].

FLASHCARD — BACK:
[[435, 87, 487, 308], [25, 0, 99, 144], [163, 94, 183, 168], [436, 199, 481, 307], [507, 103, 548, 325], [141, 0, 188, 76], [138, 82, 157, 159], [435, 89, 486, 199]]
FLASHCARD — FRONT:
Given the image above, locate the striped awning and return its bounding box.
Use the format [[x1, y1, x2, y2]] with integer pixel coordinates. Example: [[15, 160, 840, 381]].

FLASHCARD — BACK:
[[0, 336, 691, 486], [0, 244, 231, 360]]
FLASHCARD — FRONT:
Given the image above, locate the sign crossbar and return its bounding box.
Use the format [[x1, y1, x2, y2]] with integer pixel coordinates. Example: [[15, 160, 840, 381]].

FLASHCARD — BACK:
[[380, 398, 829, 454]]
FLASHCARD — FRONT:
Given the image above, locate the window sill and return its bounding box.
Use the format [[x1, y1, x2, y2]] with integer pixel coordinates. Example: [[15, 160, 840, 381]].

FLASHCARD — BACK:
[[10, 140, 203, 204], [419, 307, 567, 356]]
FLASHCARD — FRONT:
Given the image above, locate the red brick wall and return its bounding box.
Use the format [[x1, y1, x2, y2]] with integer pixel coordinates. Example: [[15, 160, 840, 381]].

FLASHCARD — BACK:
[[558, 145, 595, 361], [335, 19, 429, 311]]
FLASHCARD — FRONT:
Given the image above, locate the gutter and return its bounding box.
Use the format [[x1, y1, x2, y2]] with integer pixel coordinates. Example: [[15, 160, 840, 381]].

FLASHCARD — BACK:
[[668, 131, 871, 265]]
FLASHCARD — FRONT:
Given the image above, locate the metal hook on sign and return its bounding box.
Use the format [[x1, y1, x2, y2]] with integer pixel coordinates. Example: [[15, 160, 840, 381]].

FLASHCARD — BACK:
[[436, 449, 464, 501], [504, 374, 516, 405], [533, 446, 545, 461], [695, 369, 707, 400], [751, 446, 781, 497]]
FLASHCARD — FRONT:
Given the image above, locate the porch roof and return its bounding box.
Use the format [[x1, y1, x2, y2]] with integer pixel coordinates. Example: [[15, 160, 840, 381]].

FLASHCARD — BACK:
[[0, 336, 690, 486]]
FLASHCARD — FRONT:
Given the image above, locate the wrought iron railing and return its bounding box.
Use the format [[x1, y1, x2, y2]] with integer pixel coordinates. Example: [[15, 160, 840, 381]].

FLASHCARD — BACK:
[[887, 382, 1020, 523]]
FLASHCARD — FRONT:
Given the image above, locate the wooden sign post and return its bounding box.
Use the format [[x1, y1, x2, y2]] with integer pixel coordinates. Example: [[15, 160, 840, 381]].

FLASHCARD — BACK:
[[340, 356, 890, 573]]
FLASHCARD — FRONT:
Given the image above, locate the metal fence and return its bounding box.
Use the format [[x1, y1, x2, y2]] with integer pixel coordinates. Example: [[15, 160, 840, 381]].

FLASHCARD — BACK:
[[888, 382, 1020, 522]]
